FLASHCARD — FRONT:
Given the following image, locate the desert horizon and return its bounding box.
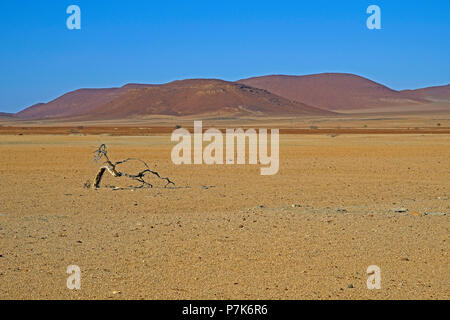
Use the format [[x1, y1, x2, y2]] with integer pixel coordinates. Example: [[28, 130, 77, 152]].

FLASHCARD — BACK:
[[1, 72, 449, 301], [2, 72, 448, 122]]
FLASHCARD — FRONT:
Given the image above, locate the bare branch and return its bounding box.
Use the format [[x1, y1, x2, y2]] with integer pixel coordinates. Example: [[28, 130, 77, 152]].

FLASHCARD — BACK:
[[91, 144, 175, 190]]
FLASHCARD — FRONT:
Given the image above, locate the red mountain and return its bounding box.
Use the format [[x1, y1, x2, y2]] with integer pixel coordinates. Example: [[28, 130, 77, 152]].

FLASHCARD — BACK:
[[238, 73, 429, 111], [16, 79, 333, 120], [401, 84, 450, 101], [16, 87, 144, 119]]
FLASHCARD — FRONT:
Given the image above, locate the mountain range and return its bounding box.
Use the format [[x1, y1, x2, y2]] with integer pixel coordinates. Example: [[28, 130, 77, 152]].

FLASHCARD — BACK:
[[12, 73, 450, 120]]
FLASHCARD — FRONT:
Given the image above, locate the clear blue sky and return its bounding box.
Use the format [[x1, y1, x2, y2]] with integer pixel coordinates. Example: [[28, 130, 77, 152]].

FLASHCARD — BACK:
[[0, 0, 449, 113]]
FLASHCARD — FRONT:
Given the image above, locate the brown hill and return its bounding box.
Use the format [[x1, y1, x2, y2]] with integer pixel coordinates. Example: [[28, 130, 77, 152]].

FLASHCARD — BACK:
[[401, 84, 450, 101], [16, 87, 146, 119], [16, 79, 333, 120], [238, 73, 428, 111], [0, 112, 14, 118]]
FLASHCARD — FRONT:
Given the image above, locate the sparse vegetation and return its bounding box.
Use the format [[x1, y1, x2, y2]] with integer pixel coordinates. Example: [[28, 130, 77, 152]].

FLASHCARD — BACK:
[[91, 144, 175, 190]]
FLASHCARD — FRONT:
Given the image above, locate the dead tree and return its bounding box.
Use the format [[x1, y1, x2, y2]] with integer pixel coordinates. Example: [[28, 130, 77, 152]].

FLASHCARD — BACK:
[[91, 144, 174, 190]]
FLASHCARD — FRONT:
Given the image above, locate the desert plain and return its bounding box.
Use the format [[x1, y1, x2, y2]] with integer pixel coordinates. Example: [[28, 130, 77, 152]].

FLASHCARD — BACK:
[[0, 114, 448, 300]]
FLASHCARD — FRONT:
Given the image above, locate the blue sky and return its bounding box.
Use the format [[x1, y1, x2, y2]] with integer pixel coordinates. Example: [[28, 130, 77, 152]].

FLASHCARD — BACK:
[[0, 0, 449, 113]]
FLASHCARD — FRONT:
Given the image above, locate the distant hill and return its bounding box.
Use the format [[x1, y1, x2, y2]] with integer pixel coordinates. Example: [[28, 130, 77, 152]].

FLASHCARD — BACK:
[[0, 112, 14, 118], [13, 74, 449, 120], [16, 79, 333, 120], [238, 73, 429, 111], [401, 84, 450, 101], [16, 87, 137, 119]]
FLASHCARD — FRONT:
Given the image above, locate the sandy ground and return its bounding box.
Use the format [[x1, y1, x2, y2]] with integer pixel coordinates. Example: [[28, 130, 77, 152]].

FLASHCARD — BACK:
[[0, 133, 448, 299], [1, 108, 450, 134]]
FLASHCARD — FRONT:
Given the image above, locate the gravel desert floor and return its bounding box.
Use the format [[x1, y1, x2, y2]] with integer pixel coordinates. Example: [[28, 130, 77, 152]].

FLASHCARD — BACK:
[[0, 133, 448, 299]]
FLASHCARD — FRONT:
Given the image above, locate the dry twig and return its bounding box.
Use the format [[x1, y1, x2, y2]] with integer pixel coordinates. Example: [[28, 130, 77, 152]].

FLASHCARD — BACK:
[[91, 144, 175, 190]]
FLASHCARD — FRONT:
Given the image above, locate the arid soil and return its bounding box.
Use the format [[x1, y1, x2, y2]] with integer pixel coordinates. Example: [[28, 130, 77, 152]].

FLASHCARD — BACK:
[[1, 110, 450, 136], [0, 133, 448, 299]]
